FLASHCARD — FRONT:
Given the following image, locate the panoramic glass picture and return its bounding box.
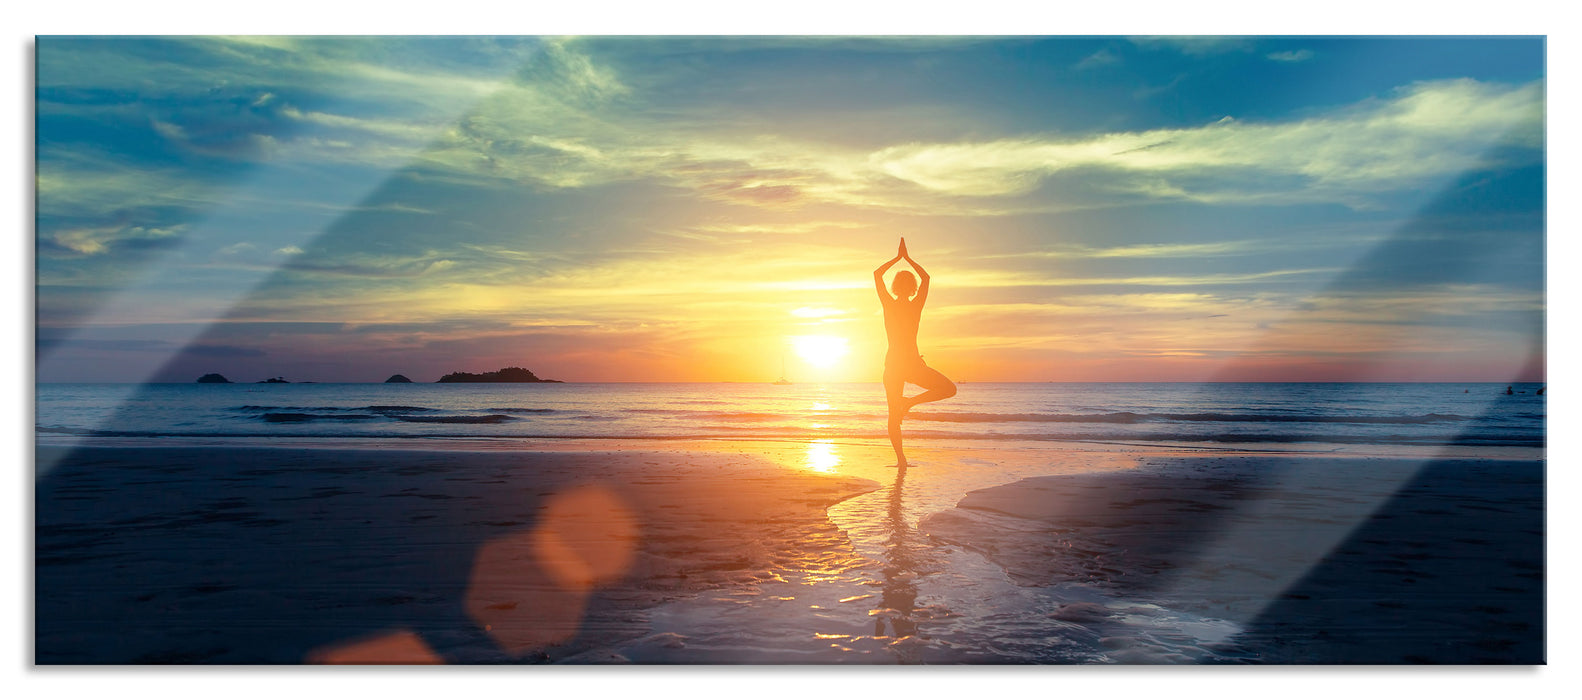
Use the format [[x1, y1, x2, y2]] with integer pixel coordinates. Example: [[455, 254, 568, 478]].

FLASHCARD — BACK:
[[35, 36, 1544, 664]]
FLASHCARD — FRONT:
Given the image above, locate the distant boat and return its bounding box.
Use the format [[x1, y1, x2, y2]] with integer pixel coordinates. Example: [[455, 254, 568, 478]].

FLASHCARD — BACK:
[[773, 353, 792, 385]]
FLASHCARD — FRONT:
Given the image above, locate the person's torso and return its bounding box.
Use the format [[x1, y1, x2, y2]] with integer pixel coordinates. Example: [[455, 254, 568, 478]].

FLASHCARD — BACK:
[[883, 298, 922, 358]]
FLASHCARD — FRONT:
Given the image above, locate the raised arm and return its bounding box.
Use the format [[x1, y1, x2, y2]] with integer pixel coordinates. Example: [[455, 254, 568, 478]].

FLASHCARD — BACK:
[[902, 248, 931, 307], [874, 251, 903, 302]]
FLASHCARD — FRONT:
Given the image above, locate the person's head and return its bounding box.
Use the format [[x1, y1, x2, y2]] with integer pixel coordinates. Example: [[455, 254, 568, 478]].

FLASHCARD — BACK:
[[891, 270, 917, 299]]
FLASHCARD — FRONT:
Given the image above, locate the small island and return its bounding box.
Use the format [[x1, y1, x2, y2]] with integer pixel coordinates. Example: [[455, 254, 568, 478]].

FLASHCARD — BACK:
[[385, 374, 413, 383], [196, 373, 231, 384], [257, 377, 290, 384], [436, 366, 562, 383]]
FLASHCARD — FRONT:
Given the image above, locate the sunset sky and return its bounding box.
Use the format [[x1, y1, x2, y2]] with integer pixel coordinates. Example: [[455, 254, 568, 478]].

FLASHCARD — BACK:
[[35, 36, 1545, 383]]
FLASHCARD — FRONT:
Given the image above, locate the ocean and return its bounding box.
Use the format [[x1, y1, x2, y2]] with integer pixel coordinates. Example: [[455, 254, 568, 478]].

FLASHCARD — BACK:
[[36, 381, 1545, 448], [34, 381, 1547, 663]]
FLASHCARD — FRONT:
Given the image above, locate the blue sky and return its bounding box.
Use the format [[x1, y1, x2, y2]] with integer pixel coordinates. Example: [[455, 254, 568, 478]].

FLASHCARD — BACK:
[[34, 36, 1545, 382]]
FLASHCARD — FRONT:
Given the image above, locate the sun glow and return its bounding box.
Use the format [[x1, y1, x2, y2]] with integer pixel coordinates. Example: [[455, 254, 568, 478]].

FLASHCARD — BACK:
[[791, 335, 850, 369]]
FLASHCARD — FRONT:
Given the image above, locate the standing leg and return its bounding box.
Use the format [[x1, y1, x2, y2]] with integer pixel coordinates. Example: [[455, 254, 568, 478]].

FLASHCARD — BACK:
[[884, 367, 907, 466], [902, 363, 956, 412]]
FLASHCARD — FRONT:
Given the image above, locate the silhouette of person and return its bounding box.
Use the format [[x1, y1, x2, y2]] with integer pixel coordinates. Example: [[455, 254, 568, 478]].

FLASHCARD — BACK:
[[875, 238, 956, 466]]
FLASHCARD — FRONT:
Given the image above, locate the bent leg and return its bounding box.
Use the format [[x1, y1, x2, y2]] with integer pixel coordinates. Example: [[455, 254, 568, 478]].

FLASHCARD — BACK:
[[903, 363, 956, 410]]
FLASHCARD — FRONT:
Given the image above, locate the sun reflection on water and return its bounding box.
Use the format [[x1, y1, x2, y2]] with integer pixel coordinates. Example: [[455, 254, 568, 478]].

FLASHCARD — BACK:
[[805, 439, 841, 473]]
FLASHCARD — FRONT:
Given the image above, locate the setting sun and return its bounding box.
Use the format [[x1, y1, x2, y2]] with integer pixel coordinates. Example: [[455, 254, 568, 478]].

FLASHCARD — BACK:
[[791, 335, 850, 369]]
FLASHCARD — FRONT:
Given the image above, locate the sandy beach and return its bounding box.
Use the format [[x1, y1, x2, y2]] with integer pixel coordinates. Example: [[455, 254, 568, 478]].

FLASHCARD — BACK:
[[34, 438, 1543, 664], [35, 442, 877, 664]]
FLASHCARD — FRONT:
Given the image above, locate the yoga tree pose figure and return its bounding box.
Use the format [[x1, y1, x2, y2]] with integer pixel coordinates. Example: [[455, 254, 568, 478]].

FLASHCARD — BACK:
[[874, 238, 956, 466]]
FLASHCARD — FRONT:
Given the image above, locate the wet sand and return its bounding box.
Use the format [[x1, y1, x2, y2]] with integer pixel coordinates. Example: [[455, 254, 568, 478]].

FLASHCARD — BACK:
[[34, 440, 1544, 664], [921, 454, 1545, 664], [35, 444, 877, 663]]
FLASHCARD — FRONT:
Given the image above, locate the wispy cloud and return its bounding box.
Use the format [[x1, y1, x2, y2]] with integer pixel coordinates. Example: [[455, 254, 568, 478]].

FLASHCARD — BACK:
[[1016, 240, 1280, 259], [946, 267, 1340, 289], [1129, 36, 1255, 56], [866, 79, 1542, 207], [33, 37, 1545, 382], [43, 38, 1541, 234], [1076, 49, 1120, 70], [968, 233, 1387, 261], [393, 63, 1541, 215], [41, 223, 185, 257], [683, 221, 875, 237], [1267, 49, 1315, 63]]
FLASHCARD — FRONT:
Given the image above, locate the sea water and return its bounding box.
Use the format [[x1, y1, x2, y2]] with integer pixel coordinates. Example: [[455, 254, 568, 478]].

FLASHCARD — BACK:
[[35, 381, 1546, 447]]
